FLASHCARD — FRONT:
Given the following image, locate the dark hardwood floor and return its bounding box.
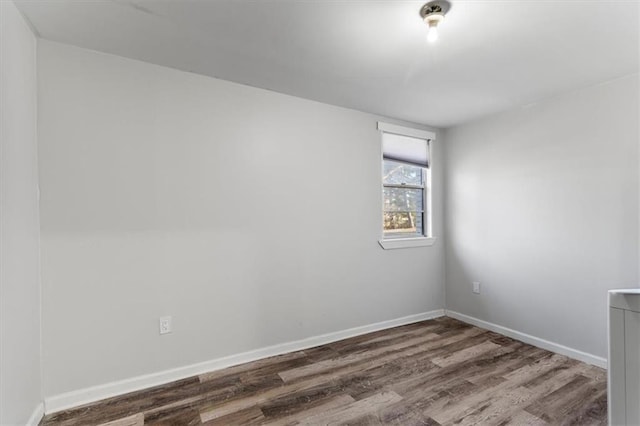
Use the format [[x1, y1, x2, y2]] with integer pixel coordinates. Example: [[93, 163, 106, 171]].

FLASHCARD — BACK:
[[41, 317, 607, 425]]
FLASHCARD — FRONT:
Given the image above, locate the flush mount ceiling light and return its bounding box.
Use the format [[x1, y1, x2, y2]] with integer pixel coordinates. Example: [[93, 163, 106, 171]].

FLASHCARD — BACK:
[[420, 0, 451, 43]]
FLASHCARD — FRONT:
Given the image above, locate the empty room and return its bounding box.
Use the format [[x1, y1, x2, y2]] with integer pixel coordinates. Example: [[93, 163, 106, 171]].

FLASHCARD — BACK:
[[1, 0, 639, 425]]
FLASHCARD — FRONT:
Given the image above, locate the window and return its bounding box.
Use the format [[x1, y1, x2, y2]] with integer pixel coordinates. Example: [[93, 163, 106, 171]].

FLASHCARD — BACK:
[[378, 122, 436, 249], [383, 159, 426, 238]]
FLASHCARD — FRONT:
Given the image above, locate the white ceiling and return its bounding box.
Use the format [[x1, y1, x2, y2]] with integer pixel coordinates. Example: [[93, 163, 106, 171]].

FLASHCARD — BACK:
[[16, 0, 640, 127]]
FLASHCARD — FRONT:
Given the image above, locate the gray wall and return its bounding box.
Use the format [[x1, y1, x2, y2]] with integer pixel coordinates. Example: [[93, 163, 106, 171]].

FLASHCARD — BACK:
[[37, 40, 445, 398], [444, 74, 639, 359], [0, 1, 42, 424]]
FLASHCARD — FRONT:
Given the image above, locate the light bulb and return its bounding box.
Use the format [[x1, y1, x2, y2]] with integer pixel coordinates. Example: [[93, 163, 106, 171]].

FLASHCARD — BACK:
[[427, 24, 439, 43]]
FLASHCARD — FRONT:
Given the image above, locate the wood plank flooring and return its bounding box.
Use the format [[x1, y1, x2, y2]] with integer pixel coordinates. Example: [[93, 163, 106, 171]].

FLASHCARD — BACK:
[[41, 317, 607, 425]]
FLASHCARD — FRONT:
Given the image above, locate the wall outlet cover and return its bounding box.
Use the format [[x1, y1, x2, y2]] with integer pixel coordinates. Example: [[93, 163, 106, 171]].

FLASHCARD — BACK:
[[472, 282, 481, 294], [159, 316, 172, 335]]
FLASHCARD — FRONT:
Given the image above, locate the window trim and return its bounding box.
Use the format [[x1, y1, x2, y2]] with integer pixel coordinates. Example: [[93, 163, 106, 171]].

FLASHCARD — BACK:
[[378, 122, 436, 250], [378, 237, 436, 250], [377, 122, 436, 141]]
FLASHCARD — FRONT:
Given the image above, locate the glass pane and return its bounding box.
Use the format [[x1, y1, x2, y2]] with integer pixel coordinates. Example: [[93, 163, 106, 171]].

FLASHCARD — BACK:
[[383, 160, 423, 186], [383, 211, 423, 237], [383, 187, 423, 212]]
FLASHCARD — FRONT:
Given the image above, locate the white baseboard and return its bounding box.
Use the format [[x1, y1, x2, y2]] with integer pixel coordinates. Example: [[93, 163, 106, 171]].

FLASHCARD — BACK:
[[26, 402, 45, 426], [45, 309, 445, 414], [445, 310, 607, 369]]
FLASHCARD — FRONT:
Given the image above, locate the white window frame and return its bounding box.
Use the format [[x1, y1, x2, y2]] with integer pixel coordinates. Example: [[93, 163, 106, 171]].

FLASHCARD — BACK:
[[377, 122, 437, 250]]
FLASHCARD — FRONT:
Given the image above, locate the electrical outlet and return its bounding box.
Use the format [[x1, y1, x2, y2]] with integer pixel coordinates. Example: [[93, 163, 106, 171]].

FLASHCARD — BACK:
[[472, 282, 481, 294], [159, 316, 172, 335]]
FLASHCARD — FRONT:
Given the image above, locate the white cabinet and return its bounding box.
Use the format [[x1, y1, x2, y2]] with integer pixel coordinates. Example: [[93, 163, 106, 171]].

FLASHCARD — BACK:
[[609, 289, 640, 426]]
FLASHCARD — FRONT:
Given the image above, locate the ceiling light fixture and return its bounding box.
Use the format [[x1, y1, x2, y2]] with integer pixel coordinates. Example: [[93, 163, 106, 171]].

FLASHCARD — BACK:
[[420, 0, 451, 43]]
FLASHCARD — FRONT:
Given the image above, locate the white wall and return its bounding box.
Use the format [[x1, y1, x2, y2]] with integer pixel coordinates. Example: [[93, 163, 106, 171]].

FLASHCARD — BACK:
[[444, 74, 639, 360], [37, 40, 444, 398], [0, 1, 42, 424]]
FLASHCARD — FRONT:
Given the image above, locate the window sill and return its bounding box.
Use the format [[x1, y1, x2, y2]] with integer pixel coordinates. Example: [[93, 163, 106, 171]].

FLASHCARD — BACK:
[[378, 237, 436, 250]]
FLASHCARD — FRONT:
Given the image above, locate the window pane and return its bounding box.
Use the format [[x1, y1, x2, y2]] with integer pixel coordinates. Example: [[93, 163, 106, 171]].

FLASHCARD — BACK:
[[383, 160, 423, 186], [383, 211, 423, 237], [383, 187, 423, 212]]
